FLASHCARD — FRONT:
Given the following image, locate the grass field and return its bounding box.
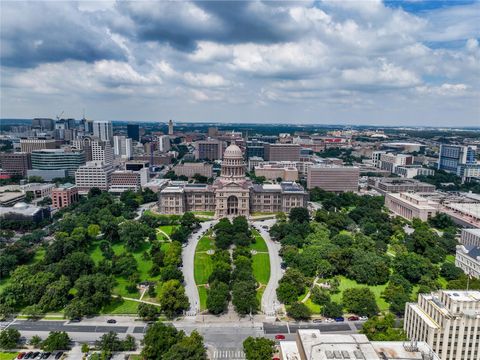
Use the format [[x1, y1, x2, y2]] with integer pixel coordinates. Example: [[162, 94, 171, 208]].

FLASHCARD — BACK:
[[250, 230, 269, 252], [252, 253, 270, 285], [0, 352, 17, 360], [330, 276, 389, 312], [198, 285, 208, 310], [194, 252, 214, 285], [192, 211, 215, 216], [156, 225, 179, 241], [101, 299, 140, 314], [196, 232, 215, 252]]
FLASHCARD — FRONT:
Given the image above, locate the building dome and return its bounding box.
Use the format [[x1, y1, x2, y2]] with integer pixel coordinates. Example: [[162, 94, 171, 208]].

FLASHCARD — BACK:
[[223, 144, 243, 159], [13, 202, 28, 209]]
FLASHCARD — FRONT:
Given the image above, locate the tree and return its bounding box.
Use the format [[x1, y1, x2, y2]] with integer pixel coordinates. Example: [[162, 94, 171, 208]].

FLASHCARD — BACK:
[[119, 221, 155, 252], [180, 212, 199, 229], [138, 303, 160, 321], [342, 288, 379, 317], [348, 252, 390, 285], [96, 331, 134, 352], [163, 331, 207, 360], [289, 207, 310, 224], [440, 262, 464, 281], [0, 328, 20, 349], [232, 281, 258, 315], [288, 302, 312, 321], [361, 314, 407, 341], [158, 280, 190, 318], [30, 335, 42, 347], [323, 301, 343, 318], [41, 331, 71, 351], [393, 252, 437, 283], [311, 287, 330, 306], [243, 337, 275, 360], [141, 322, 184, 359], [81, 343, 90, 353], [206, 281, 230, 315]]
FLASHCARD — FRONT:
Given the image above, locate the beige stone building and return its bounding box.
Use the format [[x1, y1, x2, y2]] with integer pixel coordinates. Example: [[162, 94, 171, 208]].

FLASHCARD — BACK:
[[173, 162, 213, 179], [307, 164, 359, 192], [158, 144, 307, 217], [254, 162, 299, 181], [385, 192, 439, 221]]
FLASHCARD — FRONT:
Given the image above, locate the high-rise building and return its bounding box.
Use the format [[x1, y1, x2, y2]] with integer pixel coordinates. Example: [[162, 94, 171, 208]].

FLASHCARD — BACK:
[[92, 121, 113, 143], [168, 119, 174, 135], [0, 152, 31, 177], [72, 137, 113, 164], [371, 150, 387, 167], [438, 145, 477, 173], [113, 136, 133, 159], [31, 118, 54, 131], [264, 143, 300, 162], [110, 168, 148, 193], [31, 149, 86, 177], [246, 139, 266, 159], [195, 139, 224, 161], [20, 139, 56, 153], [158, 135, 171, 153], [75, 161, 114, 193], [307, 164, 359, 192], [404, 290, 480, 360], [51, 183, 79, 209], [379, 153, 414, 173], [127, 124, 140, 141]]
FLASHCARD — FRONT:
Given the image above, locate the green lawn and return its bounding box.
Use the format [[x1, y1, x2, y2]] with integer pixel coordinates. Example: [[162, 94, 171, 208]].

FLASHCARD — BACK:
[[252, 253, 270, 285], [158, 225, 178, 236], [256, 285, 265, 303], [101, 299, 140, 314], [445, 254, 455, 263], [198, 285, 208, 310], [304, 298, 322, 314], [196, 233, 215, 252], [330, 276, 389, 312], [0, 352, 17, 360], [192, 211, 215, 216], [194, 252, 214, 285], [250, 230, 268, 252]]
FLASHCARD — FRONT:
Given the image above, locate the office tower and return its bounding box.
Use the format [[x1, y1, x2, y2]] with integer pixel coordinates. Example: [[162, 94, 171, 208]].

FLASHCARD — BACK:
[[31, 149, 86, 177], [158, 135, 171, 152], [264, 143, 301, 162], [0, 152, 32, 177], [31, 118, 54, 131], [72, 137, 113, 165], [51, 184, 79, 209], [20, 139, 57, 153], [168, 119, 174, 135], [404, 290, 480, 360], [92, 121, 113, 143], [307, 164, 359, 192], [75, 161, 114, 193], [194, 139, 224, 161], [113, 136, 133, 159], [438, 145, 477, 173], [127, 124, 140, 141], [246, 139, 266, 159]]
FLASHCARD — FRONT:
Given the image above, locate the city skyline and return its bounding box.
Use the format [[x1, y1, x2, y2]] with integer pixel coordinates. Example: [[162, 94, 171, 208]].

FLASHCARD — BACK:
[[1, 0, 479, 126]]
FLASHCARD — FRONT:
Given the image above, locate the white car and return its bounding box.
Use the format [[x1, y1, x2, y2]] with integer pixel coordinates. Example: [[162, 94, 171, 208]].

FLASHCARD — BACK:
[[359, 316, 368, 321], [324, 318, 335, 323]]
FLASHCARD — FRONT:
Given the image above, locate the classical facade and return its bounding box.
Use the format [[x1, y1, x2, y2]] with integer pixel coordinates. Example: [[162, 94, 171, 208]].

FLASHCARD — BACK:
[[158, 144, 307, 217]]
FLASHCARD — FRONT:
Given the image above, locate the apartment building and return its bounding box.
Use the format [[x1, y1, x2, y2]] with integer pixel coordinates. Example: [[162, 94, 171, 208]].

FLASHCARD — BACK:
[[385, 192, 439, 221], [404, 290, 480, 360], [20, 139, 56, 153], [194, 139, 224, 161], [307, 164, 359, 192], [455, 245, 480, 278], [51, 183, 79, 209], [0, 152, 31, 177], [264, 143, 300, 162], [371, 150, 387, 167], [173, 163, 213, 178], [75, 161, 114, 193]]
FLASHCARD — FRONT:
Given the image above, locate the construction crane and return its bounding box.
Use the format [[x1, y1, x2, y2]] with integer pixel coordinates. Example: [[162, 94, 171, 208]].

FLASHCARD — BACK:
[[56, 110, 64, 121]]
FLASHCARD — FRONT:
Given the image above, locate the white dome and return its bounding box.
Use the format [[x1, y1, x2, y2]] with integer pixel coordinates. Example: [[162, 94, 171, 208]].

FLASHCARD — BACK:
[[223, 144, 243, 159], [13, 202, 28, 209]]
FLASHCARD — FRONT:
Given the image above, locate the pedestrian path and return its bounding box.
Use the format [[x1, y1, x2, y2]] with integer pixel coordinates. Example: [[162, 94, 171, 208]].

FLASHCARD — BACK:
[[213, 348, 245, 359]]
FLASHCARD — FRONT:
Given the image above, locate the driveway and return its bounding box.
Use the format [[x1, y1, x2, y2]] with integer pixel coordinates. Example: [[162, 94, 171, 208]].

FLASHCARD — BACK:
[[182, 220, 216, 315], [252, 219, 283, 316]]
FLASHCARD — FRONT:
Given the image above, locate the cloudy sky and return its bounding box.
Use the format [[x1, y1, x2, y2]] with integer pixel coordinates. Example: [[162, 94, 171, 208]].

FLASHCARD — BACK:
[[1, 0, 479, 126]]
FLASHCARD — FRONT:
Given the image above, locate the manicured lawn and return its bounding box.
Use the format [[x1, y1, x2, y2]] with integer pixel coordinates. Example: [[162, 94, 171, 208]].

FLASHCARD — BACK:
[[0, 352, 17, 360], [102, 299, 140, 314], [192, 211, 215, 216], [194, 252, 214, 285], [330, 276, 389, 312], [445, 254, 455, 263], [158, 225, 178, 236], [196, 233, 215, 252], [304, 298, 322, 314], [252, 253, 270, 285], [250, 230, 268, 252], [198, 285, 208, 310]]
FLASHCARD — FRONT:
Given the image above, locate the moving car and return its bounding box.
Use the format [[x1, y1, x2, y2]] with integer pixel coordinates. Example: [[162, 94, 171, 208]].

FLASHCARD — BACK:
[[312, 319, 322, 323], [106, 319, 117, 324], [348, 316, 359, 321], [274, 334, 285, 340]]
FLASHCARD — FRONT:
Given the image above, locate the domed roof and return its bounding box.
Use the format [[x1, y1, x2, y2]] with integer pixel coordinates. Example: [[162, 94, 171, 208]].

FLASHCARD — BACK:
[[223, 144, 243, 158], [13, 202, 28, 209]]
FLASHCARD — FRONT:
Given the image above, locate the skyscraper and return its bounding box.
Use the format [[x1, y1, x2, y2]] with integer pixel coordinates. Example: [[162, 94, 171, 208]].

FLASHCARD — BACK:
[[113, 135, 133, 159], [127, 124, 140, 141], [168, 119, 174, 135], [92, 121, 113, 143]]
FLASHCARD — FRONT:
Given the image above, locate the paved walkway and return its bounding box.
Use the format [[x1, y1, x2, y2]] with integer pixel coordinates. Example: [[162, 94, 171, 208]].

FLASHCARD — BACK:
[[182, 220, 216, 315], [156, 228, 172, 241], [252, 219, 283, 316]]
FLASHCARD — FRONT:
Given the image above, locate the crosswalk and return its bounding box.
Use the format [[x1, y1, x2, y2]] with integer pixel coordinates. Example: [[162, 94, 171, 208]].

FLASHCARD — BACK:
[[213, 349, 246, 359]]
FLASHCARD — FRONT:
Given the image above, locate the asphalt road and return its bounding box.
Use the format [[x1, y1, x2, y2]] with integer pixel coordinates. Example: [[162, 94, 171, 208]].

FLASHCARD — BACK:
[[253, 219, 283, 316], [182, 220, 216, 315]]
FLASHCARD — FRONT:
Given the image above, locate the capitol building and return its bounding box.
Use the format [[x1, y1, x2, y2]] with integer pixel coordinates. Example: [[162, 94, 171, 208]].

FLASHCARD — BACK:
[[158, 144, 308, 218]]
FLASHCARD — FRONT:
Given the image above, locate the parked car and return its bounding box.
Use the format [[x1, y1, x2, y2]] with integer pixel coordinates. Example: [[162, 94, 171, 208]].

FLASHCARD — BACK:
[[348, 316, 359, 321], [312, 319, 322, 323], [69, 318, 81, 323], [274, 334, 285, 340], [359, 316, 369, 321], [324, 318, 335, 323], [24, 352, 33, 359], [17, 353, 26, 359], [106, 319, 117, 324], [31, 352, 40, 359], [42, 353, 51, 359], [54, 352, 63, 360], [334, 317, 345, 322]]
